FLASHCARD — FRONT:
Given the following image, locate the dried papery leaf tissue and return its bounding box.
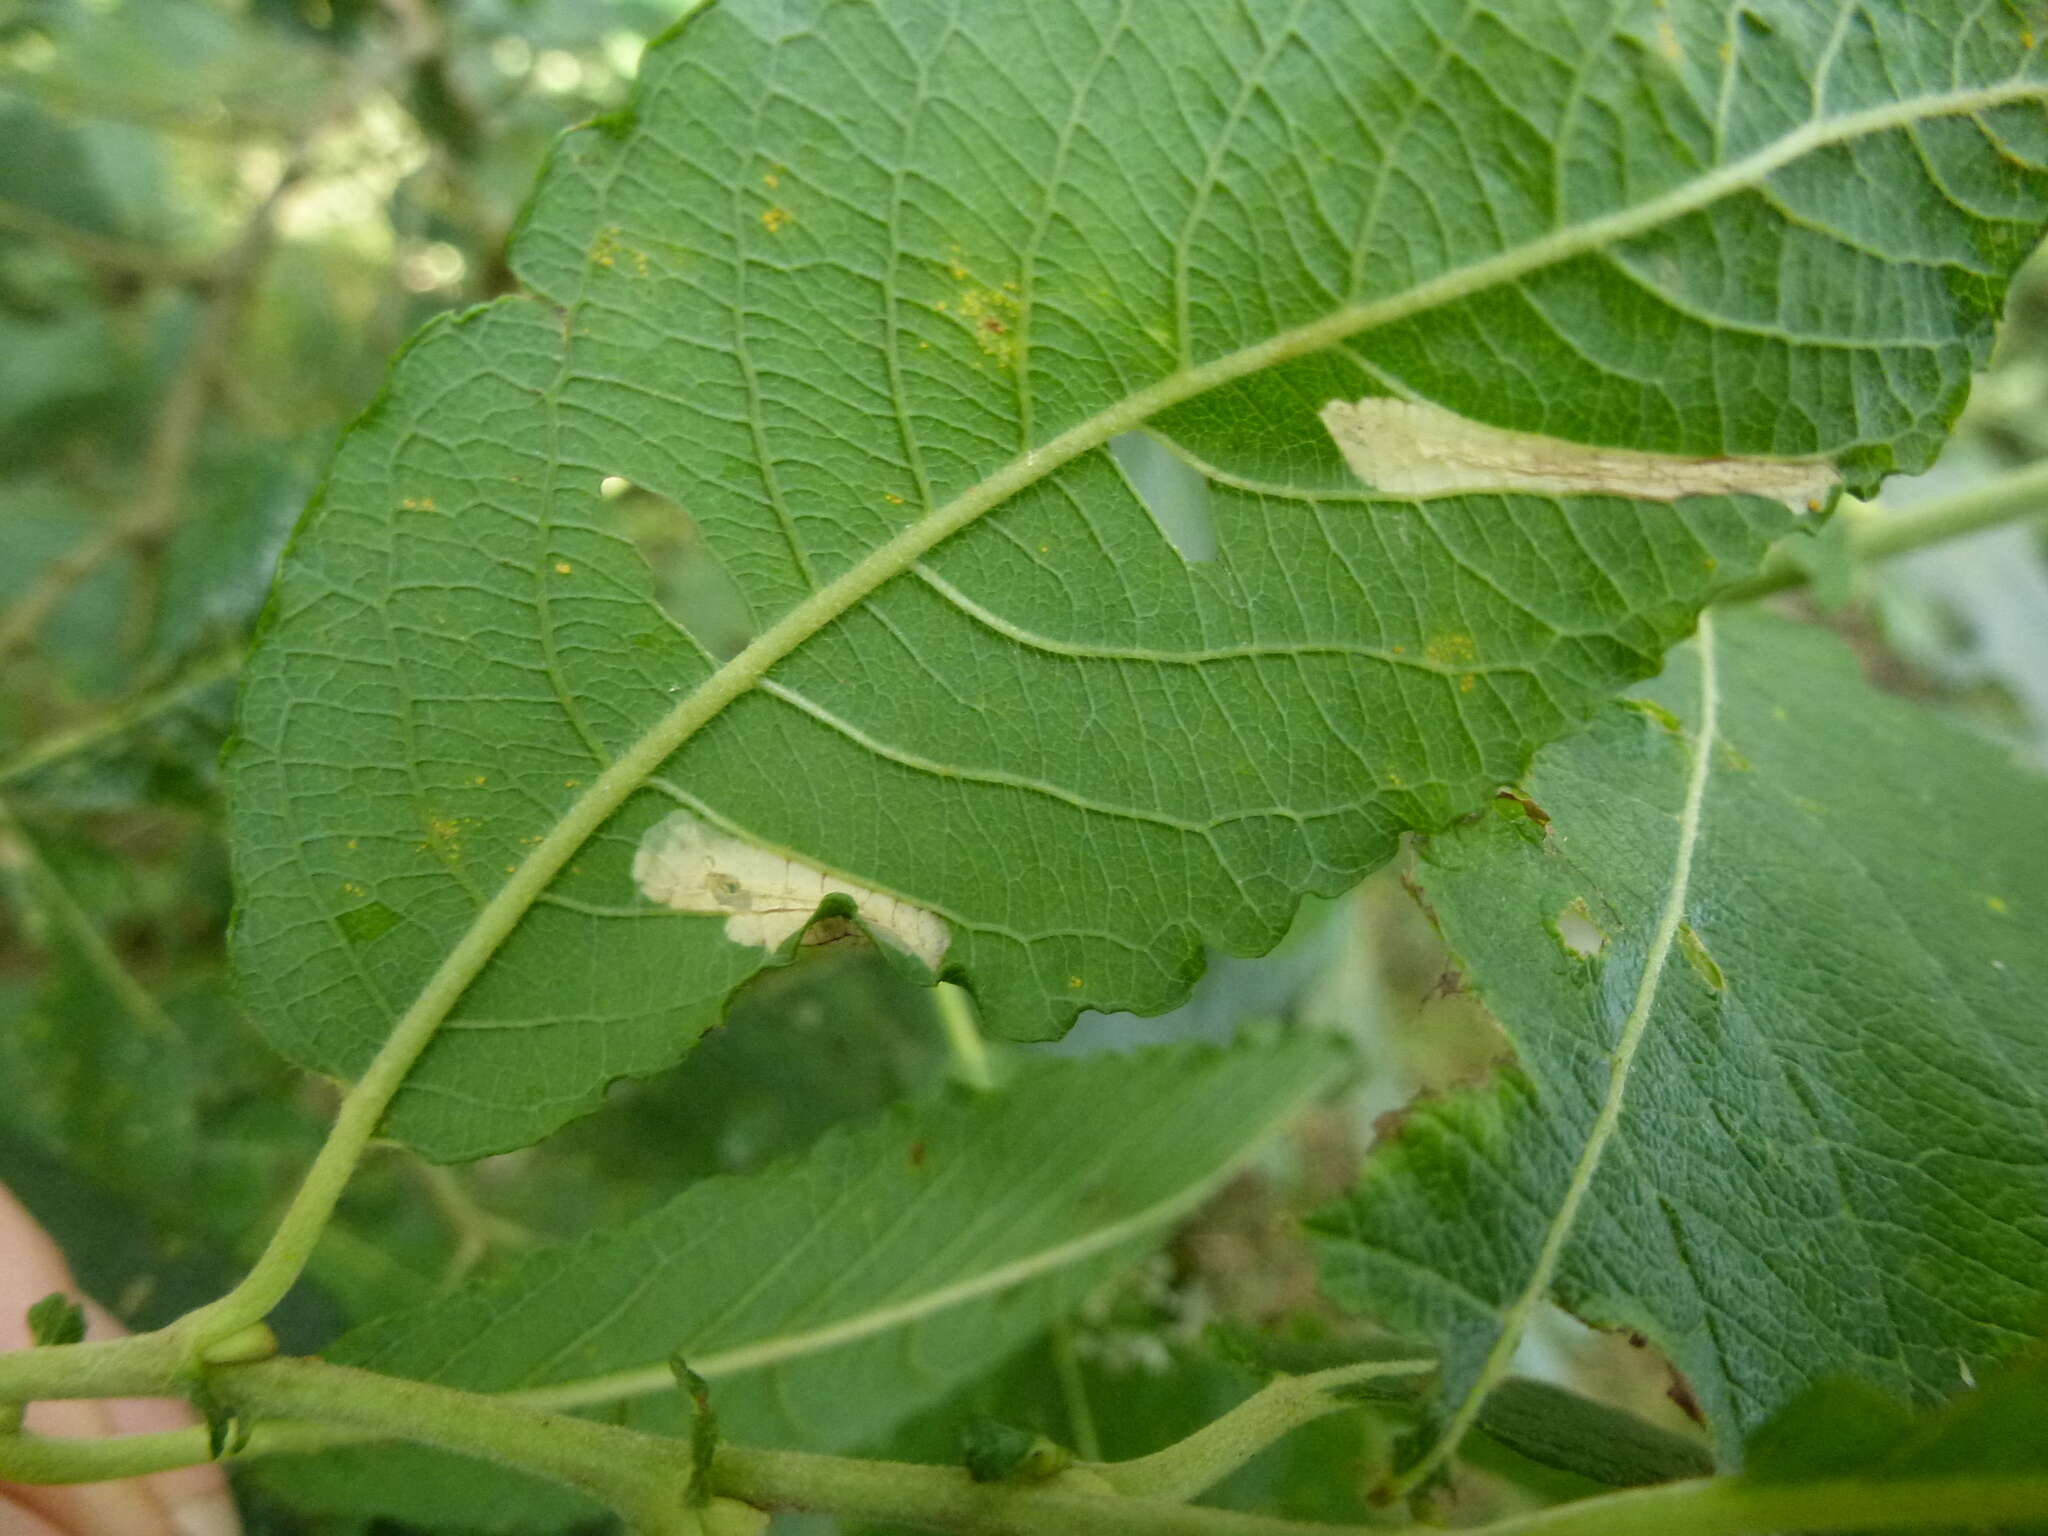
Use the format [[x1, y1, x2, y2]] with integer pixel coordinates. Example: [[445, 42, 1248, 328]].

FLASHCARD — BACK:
[[633, 809, 950, 968], [1321, 398, 1839, 512]]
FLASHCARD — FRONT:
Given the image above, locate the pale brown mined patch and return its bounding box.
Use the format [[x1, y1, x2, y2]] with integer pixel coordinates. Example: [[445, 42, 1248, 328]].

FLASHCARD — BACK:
[[1320, 398, 1839, 513], [632, 810, 948, 967]]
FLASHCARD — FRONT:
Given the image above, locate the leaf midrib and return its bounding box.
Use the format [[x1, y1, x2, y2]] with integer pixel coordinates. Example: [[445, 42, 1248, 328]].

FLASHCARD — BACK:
[[1392, 611, 1726, 1495], [495, 1059, 1333, 1413], [233, 76, 2043, 1324]]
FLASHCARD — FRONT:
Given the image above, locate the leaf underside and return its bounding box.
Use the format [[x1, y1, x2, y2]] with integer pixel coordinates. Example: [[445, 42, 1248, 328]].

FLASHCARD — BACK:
[[255, 1036, 1344, 1530], [225, 0, 2048, 1159], [1317, 613, 2048, 1458]]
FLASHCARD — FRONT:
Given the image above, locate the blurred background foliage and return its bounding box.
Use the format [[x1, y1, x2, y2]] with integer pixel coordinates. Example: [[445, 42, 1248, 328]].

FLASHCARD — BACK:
[[0, 2, 2043, 1532]]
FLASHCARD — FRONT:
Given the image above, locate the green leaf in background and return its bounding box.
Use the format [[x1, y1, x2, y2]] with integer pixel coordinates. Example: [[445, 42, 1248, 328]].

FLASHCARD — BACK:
[[1745, 1347, 2048, 1490], [1469, 1376, 1713, 1491], [1317, 612, 2048, 1466], [1721, 1349, 2048, 1535], [254, 1034, 1345, 1530], [226, 0, 2048, 1160], [0, 802, 198, 1200]]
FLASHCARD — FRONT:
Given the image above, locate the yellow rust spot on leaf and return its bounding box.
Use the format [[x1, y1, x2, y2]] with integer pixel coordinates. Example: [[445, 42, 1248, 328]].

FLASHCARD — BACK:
[[762, 171, 780, 189], [588, 227, 650, 277], [1986, 895, 2010, 915], [419, 812, 478, 866], [955, 285, 1020, 367], [761, 206, 791, 234], [933, 246, 1022, 367], [554, 561, 573, 575], [884, 492, 906, 505], [633, 810, 948, 968], [401, 495, 436, 512], [1458, 674, 1476, 693], [1424, 632, 1478, 667]]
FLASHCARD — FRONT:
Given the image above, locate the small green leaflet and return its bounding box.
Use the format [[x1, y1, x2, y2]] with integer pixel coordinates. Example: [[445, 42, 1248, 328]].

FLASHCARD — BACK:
[[25, 1292, 84, 1349]]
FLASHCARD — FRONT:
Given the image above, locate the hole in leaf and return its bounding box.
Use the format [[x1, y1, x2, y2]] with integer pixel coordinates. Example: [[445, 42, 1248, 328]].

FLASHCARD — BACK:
[[1110, 430, 1215, 562], [601, 478, 755, 659], [1555, 899, 1608, 960]]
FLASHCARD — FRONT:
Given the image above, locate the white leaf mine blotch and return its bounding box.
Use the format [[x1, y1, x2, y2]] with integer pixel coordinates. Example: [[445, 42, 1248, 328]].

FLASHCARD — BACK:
[[631, 809, 949, 968], [1320, 398, 1839, 513]]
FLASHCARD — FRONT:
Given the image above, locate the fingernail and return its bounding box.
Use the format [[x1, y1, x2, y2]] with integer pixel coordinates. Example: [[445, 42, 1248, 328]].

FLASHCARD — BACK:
[[170, 1490, 242, 1536]]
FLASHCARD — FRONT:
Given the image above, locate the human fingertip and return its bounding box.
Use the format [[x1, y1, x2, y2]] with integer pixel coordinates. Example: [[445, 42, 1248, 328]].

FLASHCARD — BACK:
[[169, 1488, 242, 1536]]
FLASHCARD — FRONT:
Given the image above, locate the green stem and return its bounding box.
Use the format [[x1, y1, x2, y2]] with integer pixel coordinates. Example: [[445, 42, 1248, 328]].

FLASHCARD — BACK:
[[1085, 1360, 1432, 1502], [1469, 1472, 2048, 1536], [0, 1354, 693, 1532], [0, 795, 183, 1044], [711, 1444, 1351, 1536], [413, 1160, 540, 1288], [0, 197, 215, 285], [227, 1358, 690, 1528], [0, 1419, 364, 1483], [1048, 1321, 1101, 1463], [1719, 456, 2048, 602], [7, 1348, 2047, 1536], [0, 645, 242, 787], [0, 1331, 187, 1404]]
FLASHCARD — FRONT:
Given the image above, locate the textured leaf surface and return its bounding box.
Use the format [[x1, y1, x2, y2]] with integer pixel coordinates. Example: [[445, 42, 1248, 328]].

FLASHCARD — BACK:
[[225, 0, 2048, 1157], [1317, 613, 2048, 1460], [256, 1036, 1345, 1529]]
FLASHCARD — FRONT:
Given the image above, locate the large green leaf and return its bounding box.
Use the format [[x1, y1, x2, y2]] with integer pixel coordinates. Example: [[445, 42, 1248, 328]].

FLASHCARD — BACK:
[[225, 0, 2048, 1158], [255, 1035, 1345, 1530], [1316, 612, 2048, 1467]]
